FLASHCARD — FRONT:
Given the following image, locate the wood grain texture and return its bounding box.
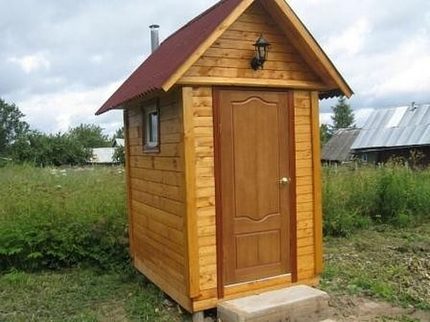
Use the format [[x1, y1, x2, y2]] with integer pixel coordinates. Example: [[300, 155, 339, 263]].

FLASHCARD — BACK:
[[261, 0, 353, 97], [162, 0, 255, 91], [126, 89, 189, 311], [134, 257, 192, 312], [224, 274, 292, 300], [182, 87, 200, 298], [288, 91, 298, 283], [124, 110, 135, 259], [293, 90, 316, 280], [179, 2, 322, 88], [218, 90, 291, 285], [179, 86, 218, 298], [311, 91, 324, 274]]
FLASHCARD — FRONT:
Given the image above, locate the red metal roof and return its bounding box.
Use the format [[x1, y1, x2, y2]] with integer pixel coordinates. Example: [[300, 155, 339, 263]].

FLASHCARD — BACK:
[[96, 0, 242, 115]]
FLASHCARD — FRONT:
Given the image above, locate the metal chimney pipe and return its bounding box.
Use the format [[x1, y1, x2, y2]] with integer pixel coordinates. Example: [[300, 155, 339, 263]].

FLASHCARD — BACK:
[[150, 24, 160, 52]]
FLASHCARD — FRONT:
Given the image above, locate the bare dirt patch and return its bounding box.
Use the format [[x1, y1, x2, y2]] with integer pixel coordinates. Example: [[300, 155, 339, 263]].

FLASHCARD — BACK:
[[328, 295, 430, 321]]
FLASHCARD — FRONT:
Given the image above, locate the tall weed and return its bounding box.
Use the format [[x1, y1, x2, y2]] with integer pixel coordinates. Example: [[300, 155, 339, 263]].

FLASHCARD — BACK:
[[323, 165, 430, 236], [0, 165, 127, 271]]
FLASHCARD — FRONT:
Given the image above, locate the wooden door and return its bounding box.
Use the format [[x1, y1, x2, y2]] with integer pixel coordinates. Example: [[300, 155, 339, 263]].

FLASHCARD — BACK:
[[216, 89, 292, 285]]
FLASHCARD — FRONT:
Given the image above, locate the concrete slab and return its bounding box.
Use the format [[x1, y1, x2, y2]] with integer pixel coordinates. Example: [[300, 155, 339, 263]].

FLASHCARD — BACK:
[[217, 285, 330, 322]]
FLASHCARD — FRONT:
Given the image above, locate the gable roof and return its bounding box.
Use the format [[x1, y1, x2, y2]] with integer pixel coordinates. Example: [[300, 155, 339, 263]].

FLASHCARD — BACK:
[[96, 0, 353, 115], [352, 104, 430, 151], [322, 128, 361, 162]]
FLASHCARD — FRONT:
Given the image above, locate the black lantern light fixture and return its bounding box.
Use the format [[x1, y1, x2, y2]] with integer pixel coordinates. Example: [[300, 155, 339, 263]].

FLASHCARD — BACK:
[[251, 34, 270, 70]]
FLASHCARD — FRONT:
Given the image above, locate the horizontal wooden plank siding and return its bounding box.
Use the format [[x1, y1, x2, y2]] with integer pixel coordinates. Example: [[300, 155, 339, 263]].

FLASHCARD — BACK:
[[293, 90, 316, 280], [179, 2, 321, 86], [125, 89, 189, 310], [190, 87, 218, 294]]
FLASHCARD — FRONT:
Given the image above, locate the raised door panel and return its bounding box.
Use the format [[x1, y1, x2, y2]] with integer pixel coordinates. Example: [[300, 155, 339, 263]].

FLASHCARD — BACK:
[[218, 90, 291, 285]]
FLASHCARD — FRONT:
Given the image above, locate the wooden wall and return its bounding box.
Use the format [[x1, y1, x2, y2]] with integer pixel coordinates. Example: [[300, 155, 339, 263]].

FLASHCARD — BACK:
[[123, 1, 324, 312], [124, 89, 191, 311], [181, 86, 219, 311], [182, 88, 322, 311], [293, 90, 320, 282], [179, 2, 322, 88]]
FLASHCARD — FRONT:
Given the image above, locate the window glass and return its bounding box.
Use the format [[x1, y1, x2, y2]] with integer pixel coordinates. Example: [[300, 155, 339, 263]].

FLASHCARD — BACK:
[[143, 104, 159, 152]]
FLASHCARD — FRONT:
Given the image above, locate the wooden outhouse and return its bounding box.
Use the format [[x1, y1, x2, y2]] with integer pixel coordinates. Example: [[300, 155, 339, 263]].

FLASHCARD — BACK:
[[96, 0, 352, 315]]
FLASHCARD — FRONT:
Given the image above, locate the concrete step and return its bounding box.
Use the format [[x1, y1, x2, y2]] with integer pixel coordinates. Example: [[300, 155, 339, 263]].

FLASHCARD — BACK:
[[217, 285, 330, 322]]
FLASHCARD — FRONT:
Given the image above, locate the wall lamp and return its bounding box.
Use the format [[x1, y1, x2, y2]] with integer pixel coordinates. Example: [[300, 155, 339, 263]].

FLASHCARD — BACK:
[[251, 34, 270, 70]]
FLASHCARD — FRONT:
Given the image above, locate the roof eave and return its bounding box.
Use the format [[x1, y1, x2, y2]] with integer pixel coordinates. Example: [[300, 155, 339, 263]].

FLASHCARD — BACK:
[[263, 0, 353, 99], [161, 0, 255, 92]]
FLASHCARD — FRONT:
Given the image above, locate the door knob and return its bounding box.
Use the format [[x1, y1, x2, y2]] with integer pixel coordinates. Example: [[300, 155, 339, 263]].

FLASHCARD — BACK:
[[279, 177, 291, 185]]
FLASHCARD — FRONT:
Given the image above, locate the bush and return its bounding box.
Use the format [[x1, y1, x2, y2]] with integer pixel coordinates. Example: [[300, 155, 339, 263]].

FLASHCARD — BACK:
[[0, 165, 128, 271], [323, 165, 430, 236]]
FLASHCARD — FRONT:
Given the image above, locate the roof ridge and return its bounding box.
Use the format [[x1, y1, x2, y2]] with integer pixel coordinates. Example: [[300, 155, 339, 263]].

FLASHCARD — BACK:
[[161, 0, 230, 45]]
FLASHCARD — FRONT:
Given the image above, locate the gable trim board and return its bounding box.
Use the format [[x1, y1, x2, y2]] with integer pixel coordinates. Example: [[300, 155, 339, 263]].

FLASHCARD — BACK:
[[96, 0, 352, 116]]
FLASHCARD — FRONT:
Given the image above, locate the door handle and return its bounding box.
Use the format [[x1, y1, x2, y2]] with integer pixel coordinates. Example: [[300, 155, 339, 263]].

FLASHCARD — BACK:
[[279, 177, 291, 185]]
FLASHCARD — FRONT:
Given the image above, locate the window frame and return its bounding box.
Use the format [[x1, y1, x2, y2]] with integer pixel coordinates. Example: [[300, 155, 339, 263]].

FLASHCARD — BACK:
[[142, 101, 160, 153]]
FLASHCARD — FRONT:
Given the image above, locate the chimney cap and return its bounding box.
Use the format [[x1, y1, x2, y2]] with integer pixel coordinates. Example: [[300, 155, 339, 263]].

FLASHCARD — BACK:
[[150, 24, 160, 29]]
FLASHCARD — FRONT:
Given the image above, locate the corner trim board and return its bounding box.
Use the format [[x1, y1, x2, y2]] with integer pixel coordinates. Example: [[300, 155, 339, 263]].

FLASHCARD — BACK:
[[182, 86, 201, 298], [124, 110, 135, 259], [311, 91, 324, 274]]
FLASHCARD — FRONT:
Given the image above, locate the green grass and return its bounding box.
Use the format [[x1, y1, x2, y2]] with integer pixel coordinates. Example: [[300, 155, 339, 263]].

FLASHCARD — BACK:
[[323, 165, 430, 236], [1, 164, 429, 319], [321, 222, 430, 310], [0, 268, 189, 321], [0, 165, 128, 270]]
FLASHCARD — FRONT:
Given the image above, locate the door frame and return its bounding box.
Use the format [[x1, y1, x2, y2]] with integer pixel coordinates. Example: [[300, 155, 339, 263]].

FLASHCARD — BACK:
[[212, 87, 297, 299]]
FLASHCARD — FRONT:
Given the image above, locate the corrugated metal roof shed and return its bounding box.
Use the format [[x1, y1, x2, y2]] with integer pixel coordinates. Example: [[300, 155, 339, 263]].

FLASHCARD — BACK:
[[322, 128, 361, 162], [90, 148, 116, 164], [352, 104, 430, 151]]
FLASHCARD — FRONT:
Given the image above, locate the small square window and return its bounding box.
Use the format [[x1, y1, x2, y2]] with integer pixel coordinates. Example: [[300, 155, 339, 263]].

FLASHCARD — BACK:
[[143, 103, 160, 152]]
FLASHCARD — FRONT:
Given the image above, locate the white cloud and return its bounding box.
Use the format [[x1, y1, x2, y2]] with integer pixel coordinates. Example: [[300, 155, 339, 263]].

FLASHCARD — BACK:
[[369, 32, 430, 96], [16, 81, 123, 135], [320, 108, 374, 128], [90, 55, 104, 64], [8, 53, 51, 74], [325, 18, 372, 56], [1, 0, 430, 134]]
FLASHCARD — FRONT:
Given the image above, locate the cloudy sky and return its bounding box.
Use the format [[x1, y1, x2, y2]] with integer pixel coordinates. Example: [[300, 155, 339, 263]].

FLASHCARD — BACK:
[[1, 0, 429, 134]]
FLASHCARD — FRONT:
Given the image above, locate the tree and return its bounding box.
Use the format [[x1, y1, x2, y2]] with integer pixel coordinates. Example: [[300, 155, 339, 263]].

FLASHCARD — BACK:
[[68, 124, 110, 148], [113, 145, 125, 164], [331, 97, 355, 130], [320, 124, 332, 147], [0, 98, 29, 156], [10, 130, 92, 167], [112, 127, 124, 141], [112, 126, 125, 165]]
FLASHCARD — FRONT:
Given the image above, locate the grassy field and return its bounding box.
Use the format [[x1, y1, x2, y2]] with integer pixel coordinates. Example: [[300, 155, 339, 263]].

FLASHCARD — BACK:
[[0, 164, 429, 321], [1, 224, 429, 321], [0, 165, 128, 271], [322, 222, 430, 311], [0, 269, 188, 321]]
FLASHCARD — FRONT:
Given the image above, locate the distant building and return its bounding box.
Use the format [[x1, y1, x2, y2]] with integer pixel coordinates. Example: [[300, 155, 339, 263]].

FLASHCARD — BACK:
[[89, 147, 117, 164], [351, 103, 430, 165], [322, 128, 361, 164], [88, 138, 124, 165], [112, 138, 124, 148]]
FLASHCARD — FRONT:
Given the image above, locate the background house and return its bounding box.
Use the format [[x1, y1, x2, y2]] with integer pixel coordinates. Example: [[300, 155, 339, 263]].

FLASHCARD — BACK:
[[351, 103, 430, 165], [89, 147, 116, 164], [89, 139, 124, 165], [113, 138, 125, 148], [322, 128, 360, 164]]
